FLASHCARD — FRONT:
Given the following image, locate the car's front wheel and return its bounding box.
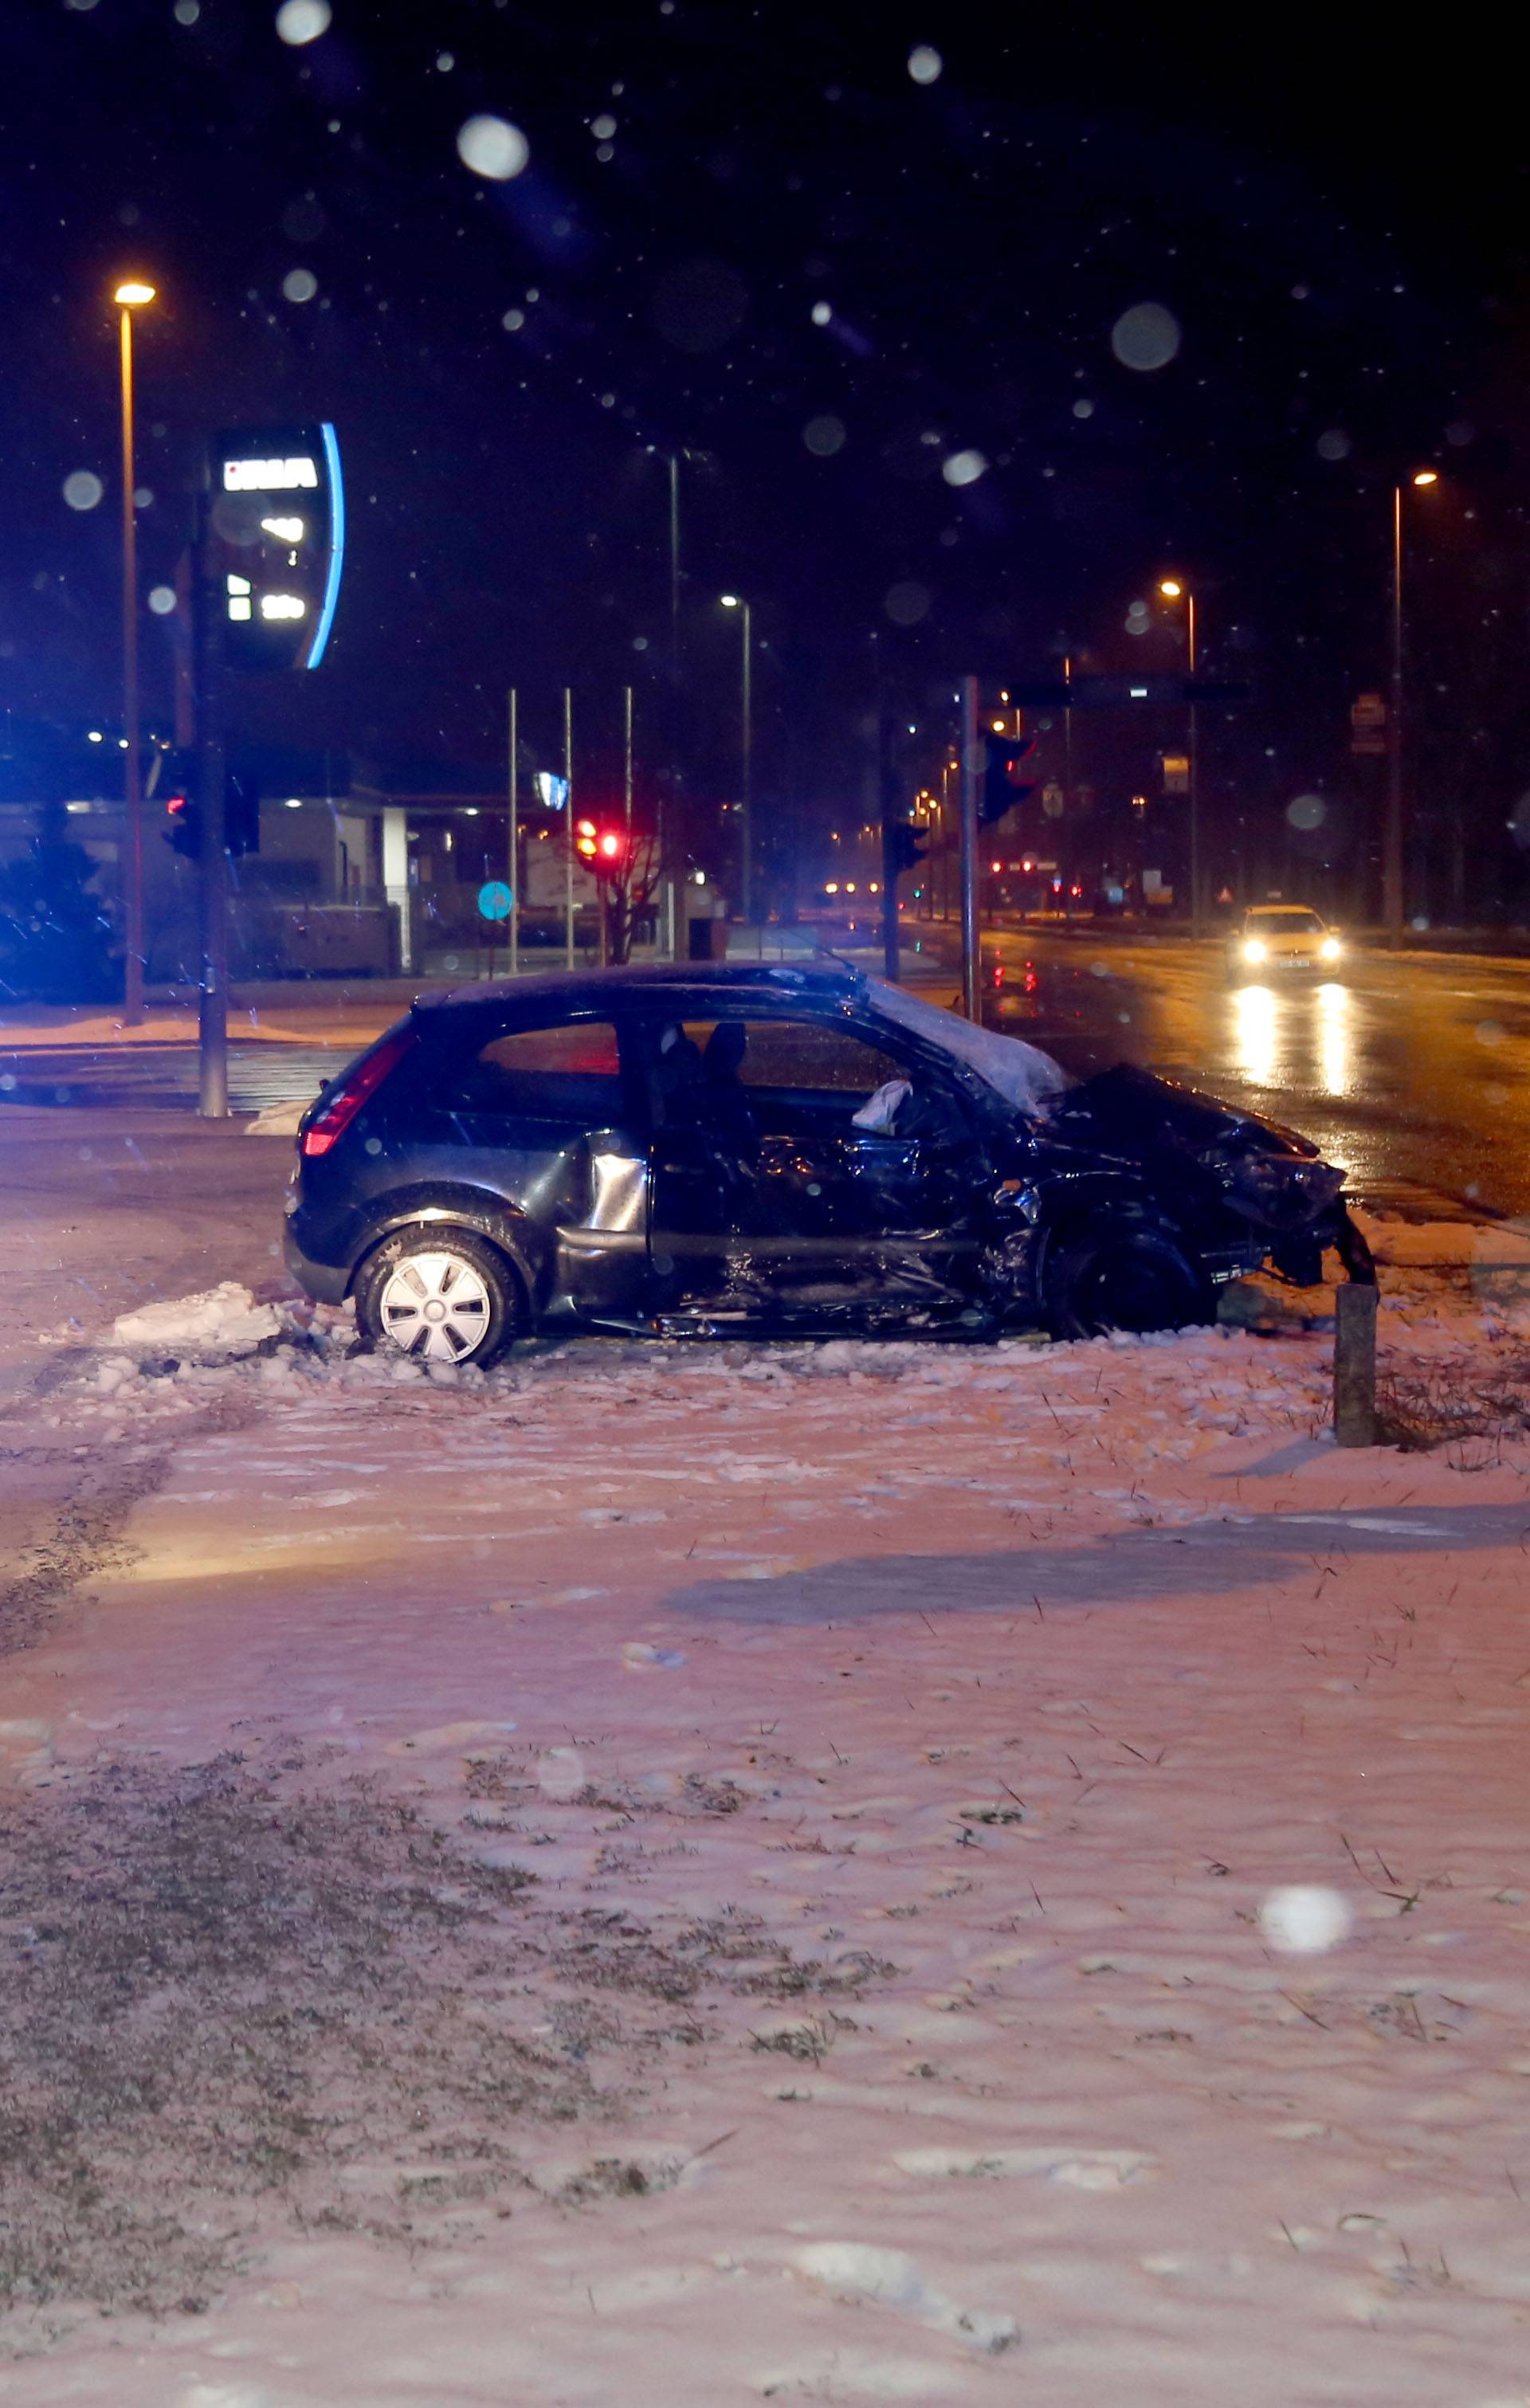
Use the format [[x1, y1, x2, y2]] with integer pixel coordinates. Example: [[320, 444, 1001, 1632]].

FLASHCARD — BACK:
[[1044, 1217, 1214, 1341], [355, 1229, 524, 1367]]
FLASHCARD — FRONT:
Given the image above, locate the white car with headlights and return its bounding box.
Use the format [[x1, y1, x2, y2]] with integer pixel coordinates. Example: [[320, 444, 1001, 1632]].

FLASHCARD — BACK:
[[1226, 904, 1344, 980]]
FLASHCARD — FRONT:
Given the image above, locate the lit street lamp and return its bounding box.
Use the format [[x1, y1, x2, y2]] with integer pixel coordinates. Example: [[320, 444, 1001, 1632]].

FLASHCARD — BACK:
[[720, 593, 753, 924], [1159, 577, 1200, 932], [1386, 470, 1440, 942], [114, 276, 155, 1025]]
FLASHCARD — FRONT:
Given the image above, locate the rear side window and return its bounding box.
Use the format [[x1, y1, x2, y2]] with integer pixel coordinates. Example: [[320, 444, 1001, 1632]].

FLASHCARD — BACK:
[[444, 1017, 626, 1120]]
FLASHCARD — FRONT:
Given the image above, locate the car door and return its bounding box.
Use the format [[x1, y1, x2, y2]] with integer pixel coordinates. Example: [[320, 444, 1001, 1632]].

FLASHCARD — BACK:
[[644, 1006, 988, 1327], [416, 1007, 651, 1325]]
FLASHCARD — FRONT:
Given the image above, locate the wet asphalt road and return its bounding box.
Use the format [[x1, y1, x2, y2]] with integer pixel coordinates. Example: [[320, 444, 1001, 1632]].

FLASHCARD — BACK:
[[969, 930, 1530, 1220]]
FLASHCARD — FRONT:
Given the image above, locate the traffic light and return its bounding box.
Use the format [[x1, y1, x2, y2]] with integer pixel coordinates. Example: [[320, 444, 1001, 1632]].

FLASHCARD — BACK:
[[159, 746, 201, 859], [982, 732, 1036, 826], [575, 821, 630, 877], [158, 750, 260, 861], [883, 818, 928, 880]]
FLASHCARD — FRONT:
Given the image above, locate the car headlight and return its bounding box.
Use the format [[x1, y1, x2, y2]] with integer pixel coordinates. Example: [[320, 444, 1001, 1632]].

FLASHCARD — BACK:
[[1242, 938, 1266, 963], [1220, 1152, 1346, 1228], [1319, 935, 1342, 961]]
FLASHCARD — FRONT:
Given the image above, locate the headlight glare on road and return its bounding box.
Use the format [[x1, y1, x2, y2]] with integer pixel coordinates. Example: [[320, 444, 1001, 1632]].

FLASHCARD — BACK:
[[1243, 938, 1267, 963], [1320, 935, 1342, 962]]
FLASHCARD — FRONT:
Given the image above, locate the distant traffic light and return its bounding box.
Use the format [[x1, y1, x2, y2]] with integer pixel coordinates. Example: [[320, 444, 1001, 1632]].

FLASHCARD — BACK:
[[982, 732, 1036, 826], [883, 818, 928, 880], [159, 745, 201, 859], [159, 749, 261, 861], [576, 822, 630, 875]]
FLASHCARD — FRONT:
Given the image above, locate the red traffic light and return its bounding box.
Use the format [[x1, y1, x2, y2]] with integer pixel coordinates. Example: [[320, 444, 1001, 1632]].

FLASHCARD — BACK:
[[598, 830, 624, 861]]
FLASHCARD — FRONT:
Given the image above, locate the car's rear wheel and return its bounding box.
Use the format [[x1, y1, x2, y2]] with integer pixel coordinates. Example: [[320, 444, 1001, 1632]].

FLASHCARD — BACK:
[[1045, 1217, 1214, 1341], [355, 1229, 524, 1367]]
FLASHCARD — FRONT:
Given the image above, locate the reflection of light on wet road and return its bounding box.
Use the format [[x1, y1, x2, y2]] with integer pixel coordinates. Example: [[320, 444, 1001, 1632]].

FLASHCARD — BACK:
[[1314, 981, 1353, 1098], [1231, 983, 1277, 1087]]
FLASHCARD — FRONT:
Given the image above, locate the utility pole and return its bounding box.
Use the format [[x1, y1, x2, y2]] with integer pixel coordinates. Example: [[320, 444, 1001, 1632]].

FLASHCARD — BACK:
[[115, 280, 155, 1025], [959, 675, 981, 1020], [877, 696, 900, 982], [194, 486, 228, 1118], [1384, 482, 1404, 941], [563, 686, 575, 971], [507, 687, 519, 980]]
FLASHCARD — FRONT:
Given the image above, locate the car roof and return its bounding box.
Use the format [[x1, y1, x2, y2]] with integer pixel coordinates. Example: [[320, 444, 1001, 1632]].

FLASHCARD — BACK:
[[1245, 904, 1321, 917], [416, 959, 863, 1018]]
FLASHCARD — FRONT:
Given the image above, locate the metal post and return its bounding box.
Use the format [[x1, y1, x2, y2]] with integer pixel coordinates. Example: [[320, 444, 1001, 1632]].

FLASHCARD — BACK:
[[1383, 483, 1404, 942], [563, 685, 575, 971], [623, 684, 634, 831], [1187, 596, 1201, 936], [507, 687, 519, 980], [878, 696, 899, 982], [194, 488, 228, 1118], [668, 453, 681, 661], [740, 600, 753, 927], [119, 306, 144, 1025], [1333, 1280, 1379, 1446], [959, 675, 981, 1019]]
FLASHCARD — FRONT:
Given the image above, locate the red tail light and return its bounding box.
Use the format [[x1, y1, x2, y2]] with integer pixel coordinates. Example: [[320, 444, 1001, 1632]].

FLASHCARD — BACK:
[[301, 1026, 416, 1158]]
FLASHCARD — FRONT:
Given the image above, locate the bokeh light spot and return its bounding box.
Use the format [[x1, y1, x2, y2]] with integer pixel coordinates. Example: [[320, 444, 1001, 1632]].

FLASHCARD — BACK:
[[1285, 794, 1326, 831], [275, 0, 330, 44], [803, 414, 845, 457], [908, 44, 943, 83], [63, 472, 104, 512], [941, 449, 987, 488], [1316, 429, 1351, 461], [147, 586, 177, 616], [1110, 301, 1181, 371], [282, 268, 318, 304], [457, 116, 530, 181], [884, 581, 930, 626]]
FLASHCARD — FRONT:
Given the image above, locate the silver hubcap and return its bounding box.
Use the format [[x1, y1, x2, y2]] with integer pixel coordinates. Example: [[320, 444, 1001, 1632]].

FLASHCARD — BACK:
[[379, 1251, 492, 1360]]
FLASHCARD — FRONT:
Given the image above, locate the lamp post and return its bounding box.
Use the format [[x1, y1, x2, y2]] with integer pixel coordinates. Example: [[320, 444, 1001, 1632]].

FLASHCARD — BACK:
[[720, 594, 753, 924], [1385, 470, 1438, 942], [1159, 578, 1199, 933], [114, 277, 155, 1024]]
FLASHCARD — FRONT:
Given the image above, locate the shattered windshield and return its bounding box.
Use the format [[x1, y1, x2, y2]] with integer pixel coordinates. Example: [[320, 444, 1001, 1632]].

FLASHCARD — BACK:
[[865, 976, 1065, 1115]]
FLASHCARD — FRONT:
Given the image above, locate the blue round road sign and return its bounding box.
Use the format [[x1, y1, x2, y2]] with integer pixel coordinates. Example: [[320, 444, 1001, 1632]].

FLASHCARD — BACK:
[[477, 880, 514, 922]]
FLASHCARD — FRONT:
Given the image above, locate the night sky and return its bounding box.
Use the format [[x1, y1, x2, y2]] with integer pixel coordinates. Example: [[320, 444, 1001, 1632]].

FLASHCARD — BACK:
[[3, 0, 1528, 900]]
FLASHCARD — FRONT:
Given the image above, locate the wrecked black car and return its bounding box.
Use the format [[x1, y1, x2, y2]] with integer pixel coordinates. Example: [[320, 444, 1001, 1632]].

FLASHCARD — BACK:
[[283, 960, 1372, 1365]]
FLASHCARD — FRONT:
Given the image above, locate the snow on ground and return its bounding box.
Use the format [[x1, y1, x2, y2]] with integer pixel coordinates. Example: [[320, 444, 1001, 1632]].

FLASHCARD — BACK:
[[3, 1261, 1530, 2402]]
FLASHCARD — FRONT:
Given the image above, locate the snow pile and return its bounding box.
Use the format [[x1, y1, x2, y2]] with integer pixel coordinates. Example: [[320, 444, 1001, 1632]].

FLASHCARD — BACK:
[[244, 1096, 306, 1136], [109, 1279, 281, 1361]]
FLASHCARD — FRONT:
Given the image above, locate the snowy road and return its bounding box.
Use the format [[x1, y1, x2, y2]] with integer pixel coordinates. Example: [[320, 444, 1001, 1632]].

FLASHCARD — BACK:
[[4, 1283, 1530, 2402]]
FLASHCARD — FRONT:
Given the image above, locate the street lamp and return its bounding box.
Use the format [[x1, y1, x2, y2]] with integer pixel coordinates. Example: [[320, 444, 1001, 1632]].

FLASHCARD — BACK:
[[1159, 577, 1200, 933], [114, 277, 155, 1025], [1385, 471, 1440, 940], [720, 594, 753, 924]]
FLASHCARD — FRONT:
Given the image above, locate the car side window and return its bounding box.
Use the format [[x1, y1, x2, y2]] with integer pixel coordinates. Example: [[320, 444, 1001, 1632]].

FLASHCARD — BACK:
[[681, 1016, 909, 1095], [446, 1016, 626, 1120]]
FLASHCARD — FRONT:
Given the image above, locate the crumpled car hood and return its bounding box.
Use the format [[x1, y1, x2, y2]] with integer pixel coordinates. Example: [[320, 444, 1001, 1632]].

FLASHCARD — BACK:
[[1042, 1061, 1320, 1165]]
